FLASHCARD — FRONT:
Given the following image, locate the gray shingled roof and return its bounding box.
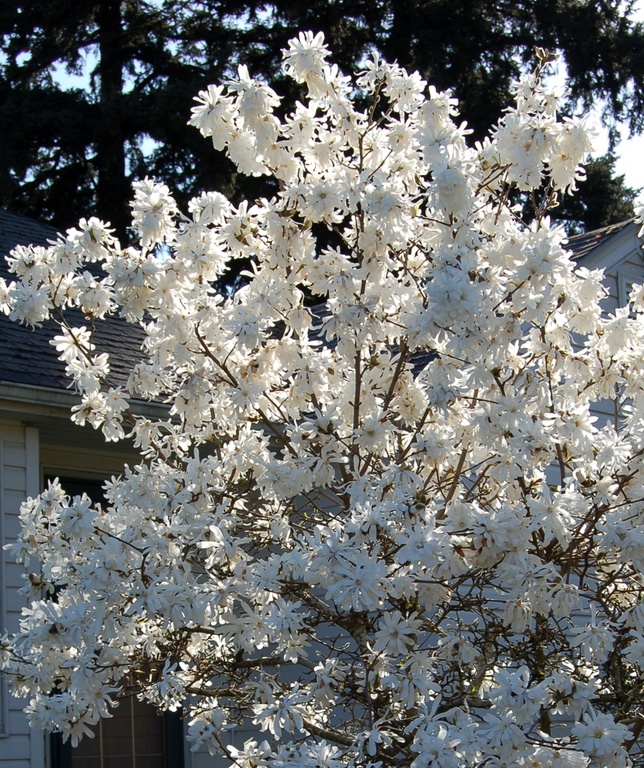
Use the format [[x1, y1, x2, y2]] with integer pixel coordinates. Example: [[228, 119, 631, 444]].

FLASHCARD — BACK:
[[2, 207, 635, 395], [566, 219, 634, 261], [0, 208, 144, 393]]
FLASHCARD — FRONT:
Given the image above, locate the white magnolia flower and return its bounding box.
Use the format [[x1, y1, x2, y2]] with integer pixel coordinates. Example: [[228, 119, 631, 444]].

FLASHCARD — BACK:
[[130, 177, 178, 248], [1, 29, 641, 768], [572, 710, 632, 761]]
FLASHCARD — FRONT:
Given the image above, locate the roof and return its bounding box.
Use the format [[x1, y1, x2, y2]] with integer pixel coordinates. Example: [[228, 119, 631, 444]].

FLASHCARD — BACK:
[[565, 219, 635, 261], [0, 207, 58, 256], [0, 209, 144, 393], [1, 208, 637, 395]]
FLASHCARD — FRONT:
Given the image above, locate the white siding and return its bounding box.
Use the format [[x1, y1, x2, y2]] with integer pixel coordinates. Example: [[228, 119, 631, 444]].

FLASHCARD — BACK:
[[0, 422, 46, 768], [594, 248, 643, 315], [592, 248, 644, 426]]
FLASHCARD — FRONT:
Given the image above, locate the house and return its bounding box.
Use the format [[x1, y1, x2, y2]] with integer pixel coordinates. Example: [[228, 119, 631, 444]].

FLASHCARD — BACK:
[[1, 208, 643, 767], [0, 209, 189, 768], [567, 218, 644, 310]]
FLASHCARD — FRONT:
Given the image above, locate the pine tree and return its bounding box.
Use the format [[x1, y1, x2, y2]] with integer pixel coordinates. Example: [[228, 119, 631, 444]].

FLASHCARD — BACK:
[[0, 1, 259, 237], [1, 0, 642, 237]]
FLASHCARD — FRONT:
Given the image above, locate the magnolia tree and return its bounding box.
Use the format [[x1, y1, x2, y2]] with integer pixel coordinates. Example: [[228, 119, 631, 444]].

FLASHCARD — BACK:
[[2, 31, 644, 768]]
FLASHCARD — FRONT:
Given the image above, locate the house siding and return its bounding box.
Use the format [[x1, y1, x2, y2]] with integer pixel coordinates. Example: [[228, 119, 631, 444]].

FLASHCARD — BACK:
[[599, 249, 643, 316], [0, 422, 46, 768], [590, 244, 644, 427]]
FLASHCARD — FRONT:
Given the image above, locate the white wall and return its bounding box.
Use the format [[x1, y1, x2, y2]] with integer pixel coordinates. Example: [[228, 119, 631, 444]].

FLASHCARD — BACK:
[[0, 422, 46, 768], [585, 230, 644, 427]]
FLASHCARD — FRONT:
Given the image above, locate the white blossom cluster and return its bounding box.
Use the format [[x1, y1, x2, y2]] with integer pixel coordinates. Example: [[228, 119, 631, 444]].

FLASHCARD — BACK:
[[2, 33, 644, 768]]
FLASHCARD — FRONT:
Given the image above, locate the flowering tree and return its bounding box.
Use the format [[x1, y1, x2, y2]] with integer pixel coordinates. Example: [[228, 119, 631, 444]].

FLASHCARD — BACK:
[[2, 32, 644, 768]]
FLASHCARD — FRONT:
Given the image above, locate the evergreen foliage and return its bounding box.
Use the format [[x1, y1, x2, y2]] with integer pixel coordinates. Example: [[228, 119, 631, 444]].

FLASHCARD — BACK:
[[1, 0, 642, 238]]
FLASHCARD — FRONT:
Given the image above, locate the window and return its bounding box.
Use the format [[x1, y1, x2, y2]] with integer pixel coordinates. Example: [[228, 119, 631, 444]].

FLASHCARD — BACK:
[[51, 697, 183, 768], [46, 476, 184, 768]]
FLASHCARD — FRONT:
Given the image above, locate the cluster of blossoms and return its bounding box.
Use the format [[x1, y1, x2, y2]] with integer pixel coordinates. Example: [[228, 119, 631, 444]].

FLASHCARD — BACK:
[[2, 32, 644, 768]]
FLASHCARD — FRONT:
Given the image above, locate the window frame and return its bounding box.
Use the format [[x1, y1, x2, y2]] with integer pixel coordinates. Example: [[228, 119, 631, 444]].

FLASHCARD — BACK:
[[43, 472, 185, 768], [50, 707, 184, 768]]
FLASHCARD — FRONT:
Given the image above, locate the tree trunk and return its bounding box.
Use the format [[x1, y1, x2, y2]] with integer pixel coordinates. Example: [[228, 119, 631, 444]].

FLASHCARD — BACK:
[[383, 0, 416, 71], [97, 0, 129, 240]]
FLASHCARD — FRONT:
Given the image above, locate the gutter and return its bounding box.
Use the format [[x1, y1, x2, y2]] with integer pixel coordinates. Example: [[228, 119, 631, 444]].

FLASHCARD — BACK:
[[0, 381, 167, 419]]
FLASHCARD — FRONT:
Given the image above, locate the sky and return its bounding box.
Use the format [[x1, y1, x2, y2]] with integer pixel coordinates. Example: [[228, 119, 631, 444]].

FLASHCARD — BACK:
[[601, 133, 643, 205], [608, 1, 644, 203]]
